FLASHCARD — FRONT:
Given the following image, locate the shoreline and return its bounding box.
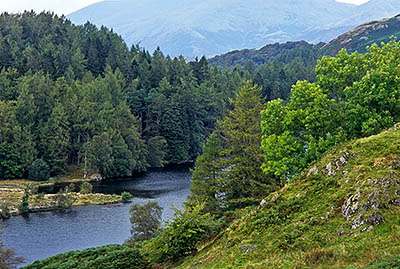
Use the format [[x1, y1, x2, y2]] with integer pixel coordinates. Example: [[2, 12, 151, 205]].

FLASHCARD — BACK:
[[0, 178, 124, 218]]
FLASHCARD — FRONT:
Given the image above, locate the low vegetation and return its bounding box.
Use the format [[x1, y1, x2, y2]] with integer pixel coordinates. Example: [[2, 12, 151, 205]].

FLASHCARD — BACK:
[[177, 125, 400, 268], [23, 245, 148, 269]]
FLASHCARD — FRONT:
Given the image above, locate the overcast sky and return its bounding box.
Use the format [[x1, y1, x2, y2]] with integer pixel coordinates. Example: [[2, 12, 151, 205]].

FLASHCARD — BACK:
[[0, 0, 370, 16]]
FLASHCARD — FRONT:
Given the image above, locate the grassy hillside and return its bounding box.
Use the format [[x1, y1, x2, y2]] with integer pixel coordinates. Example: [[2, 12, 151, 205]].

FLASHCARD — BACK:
[[177, 124, 400, 268]]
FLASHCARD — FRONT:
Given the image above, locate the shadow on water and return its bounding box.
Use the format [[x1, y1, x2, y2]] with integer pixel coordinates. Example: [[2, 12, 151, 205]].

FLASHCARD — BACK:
[[2, 164, 192, 267]]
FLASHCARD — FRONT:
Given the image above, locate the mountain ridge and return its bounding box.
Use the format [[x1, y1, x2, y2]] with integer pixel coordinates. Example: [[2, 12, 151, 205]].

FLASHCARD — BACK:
[[68, 0, 400, 57]]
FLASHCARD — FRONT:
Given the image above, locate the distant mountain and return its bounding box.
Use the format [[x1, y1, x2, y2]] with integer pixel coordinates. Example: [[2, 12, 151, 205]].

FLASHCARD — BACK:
[[68, 0, 400, 57], [322, 14, 400, 55], [208, 41, 323, 68]]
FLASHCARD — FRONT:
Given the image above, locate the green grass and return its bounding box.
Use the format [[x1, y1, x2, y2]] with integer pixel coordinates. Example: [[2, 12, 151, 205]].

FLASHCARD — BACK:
[[176, 126, 400, 268]]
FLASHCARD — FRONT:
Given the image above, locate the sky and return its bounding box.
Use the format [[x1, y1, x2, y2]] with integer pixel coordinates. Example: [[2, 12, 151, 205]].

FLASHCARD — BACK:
[[0, 0, 370, 16], [0, 0, 104, 16]]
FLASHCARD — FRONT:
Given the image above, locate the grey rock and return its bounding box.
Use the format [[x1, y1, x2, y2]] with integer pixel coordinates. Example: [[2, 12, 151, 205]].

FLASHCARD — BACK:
[[365, 212, 385, 226], [240, 245, 256, 253], [396, 190, 400, 196], [326, 162, 335, 177], [307, 166, 319, 177], [366, 191, 382, 210], [390, 198, 400, 207], [342, 192, 361, 220], [326, 151, 352, 177], [351, 214, 364, 230]]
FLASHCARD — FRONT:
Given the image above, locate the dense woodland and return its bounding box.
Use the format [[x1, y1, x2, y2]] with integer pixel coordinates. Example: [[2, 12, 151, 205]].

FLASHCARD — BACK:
[[1, 10, 400, 269], [0, 12, 320, 180]]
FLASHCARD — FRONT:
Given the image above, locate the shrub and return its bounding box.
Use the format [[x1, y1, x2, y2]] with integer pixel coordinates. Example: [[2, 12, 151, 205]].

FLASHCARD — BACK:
[[18, 188, 30, 214], [55, 187, 76, 209], [130, 201, 162, 242], [0, 204, 10, 219], [24, 244, 148, 269], [28, 159, 50, 181], [146, 202, 218, 263], [79, 182, 93, 194], [121, 192, 133, 202]]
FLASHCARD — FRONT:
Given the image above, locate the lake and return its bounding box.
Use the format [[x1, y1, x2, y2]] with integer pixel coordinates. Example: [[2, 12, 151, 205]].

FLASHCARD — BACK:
[[1, 165, 192, 266]]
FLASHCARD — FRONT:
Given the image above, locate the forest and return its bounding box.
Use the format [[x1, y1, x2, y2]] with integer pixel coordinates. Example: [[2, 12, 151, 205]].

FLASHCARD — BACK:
[[0, 11, 317, 181], [1, 10, 400, 269]]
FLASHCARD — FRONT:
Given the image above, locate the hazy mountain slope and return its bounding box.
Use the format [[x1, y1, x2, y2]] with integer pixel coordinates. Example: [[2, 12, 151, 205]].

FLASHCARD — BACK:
[[322, 14, 400, 55], [68, 0, 356, 57], [68, 0, 400, 57], [177, 125, 400, 268]]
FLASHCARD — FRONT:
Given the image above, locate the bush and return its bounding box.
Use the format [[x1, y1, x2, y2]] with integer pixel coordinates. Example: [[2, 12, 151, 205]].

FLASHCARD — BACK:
[[79, 182, 93, 194], [18, 188, 29, 214], [130, 201, 162, 242], [121, 192, 133, 202], [28, 159, 50, 181], [146, 202, 218, 263], [0, 204, 10, 219], [24, 244, 148, 269], [55, 187, 76, 209]]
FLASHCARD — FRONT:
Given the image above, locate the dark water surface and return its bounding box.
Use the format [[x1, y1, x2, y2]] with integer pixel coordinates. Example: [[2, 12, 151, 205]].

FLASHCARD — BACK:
[[1, 166, 192, 266]]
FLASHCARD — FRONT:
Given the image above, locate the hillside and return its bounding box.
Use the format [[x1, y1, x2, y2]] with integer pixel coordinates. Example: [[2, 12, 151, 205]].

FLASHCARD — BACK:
[[178, 125, 400, 268], [322, 14, 400, 55], [208, 41, 323, 68]]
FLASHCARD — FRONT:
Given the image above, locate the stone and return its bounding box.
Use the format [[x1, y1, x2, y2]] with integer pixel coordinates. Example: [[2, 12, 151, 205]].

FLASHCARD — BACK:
[[396, 190, 400, 196], [240, 245, 256, 253], [390, 198, 400, 207], [259, 199, 267, 208], [351, 214, 364, 230], [325, 151, 352, 177], [341, 192, 361, 220], [365, 212, 385, 226], [326, 162, 335, 177], [89, 173, 103, 181], [366, 191, 382, 210], [307, 166, 319, 177]]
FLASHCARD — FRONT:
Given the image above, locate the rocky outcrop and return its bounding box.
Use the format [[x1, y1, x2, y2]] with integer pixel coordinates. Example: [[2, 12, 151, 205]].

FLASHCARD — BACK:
[[340, 174, 399, 232], [325, 151, 352, 177]]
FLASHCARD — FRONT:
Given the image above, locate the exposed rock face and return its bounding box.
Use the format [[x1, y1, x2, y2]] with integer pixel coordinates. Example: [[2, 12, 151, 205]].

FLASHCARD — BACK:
[[341, 174, 399, 232], [325, 151, 352, 177]]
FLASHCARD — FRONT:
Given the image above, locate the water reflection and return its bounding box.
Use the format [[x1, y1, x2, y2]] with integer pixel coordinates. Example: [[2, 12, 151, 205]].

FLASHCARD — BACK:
[[1, 166, 192, 266]]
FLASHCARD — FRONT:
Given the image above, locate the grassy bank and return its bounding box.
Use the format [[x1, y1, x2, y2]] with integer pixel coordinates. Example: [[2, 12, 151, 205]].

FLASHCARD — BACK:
[[0, 167, 124, 216]]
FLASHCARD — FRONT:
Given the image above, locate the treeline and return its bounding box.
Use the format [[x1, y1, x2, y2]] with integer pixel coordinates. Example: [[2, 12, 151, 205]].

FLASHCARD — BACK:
[[211, 41, 322, 101], [191, 40, 400, 215], [0, 11, 249, 180]]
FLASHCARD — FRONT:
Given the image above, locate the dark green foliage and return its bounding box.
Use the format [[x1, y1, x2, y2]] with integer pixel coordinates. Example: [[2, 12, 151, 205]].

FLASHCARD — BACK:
[[261, 40, 400, 182], [0, 204, 10, 219], [28, 159, 50, 181], [79, 182, 93, 194], [190, 82, 277, 213], [0, 11, 249, 179], [121, 192, 133, 202], [0, 143, 22, 180], [146, 203, 217, 263], [55, 186, 76, 209], [18, 188, 30, 214], [130, 201, 162, 241], [23, 244, 148, 269]]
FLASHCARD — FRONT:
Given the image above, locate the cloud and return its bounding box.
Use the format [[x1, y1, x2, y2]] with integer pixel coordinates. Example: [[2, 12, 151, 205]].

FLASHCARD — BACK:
[[336, 0, 369, 5]]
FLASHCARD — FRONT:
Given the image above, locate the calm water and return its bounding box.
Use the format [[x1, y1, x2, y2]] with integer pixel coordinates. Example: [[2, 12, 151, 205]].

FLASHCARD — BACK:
[[1, 166, 192, 267]]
